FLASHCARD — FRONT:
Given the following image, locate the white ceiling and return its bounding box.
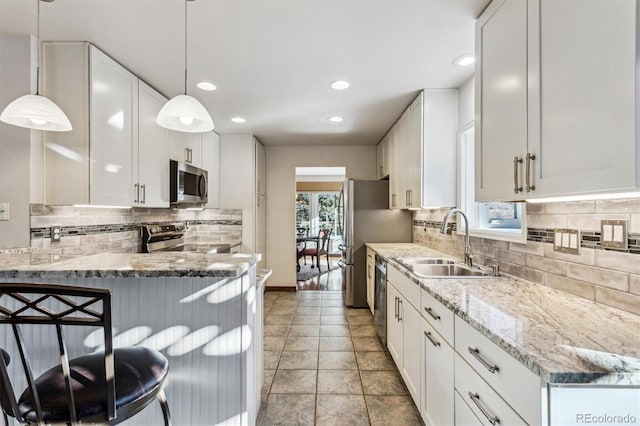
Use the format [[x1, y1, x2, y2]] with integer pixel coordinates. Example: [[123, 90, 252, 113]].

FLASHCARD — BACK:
[[0, 0, 490, 146]]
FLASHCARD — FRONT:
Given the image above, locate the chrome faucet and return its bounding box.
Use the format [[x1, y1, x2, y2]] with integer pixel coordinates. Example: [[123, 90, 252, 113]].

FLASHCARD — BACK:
[[441, 208, 473, 268]]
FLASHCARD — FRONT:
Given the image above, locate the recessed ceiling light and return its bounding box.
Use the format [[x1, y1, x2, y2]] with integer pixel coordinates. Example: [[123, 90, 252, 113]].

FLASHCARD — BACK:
[[330, 80, 350, 90], [453, 54, 475, 67], [328, 116, 343, 123], [231, 117, 246, 123], [197, 81, 217, 91]]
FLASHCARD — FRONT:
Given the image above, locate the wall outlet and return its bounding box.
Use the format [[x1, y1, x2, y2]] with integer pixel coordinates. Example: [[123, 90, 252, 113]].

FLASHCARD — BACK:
[[0, 202, 9, 221], [601, 219, 628, 250], [51, 225, 62, 243], [553, 228, 581, 254]]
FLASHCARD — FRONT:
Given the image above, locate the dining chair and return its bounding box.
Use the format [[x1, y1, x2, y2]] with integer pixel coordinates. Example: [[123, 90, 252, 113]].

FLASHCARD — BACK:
[[0, 282, 171, 425], [301, 229, 332, 270]]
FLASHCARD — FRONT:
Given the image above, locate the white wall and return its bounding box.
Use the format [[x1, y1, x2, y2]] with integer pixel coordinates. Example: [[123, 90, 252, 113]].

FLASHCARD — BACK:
[[0, 35, 33, 249], [458, 77, 474, 128], [265, 145, 376, 287]]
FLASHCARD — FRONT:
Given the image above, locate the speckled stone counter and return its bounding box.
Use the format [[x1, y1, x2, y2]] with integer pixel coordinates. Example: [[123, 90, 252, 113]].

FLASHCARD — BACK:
[[0, 251, 260, 279], [367, 243, 640, 385]]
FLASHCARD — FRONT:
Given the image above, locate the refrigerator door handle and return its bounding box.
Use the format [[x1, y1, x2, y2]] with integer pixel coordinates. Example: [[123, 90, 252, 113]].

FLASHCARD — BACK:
[[338, 259, 347, 268]]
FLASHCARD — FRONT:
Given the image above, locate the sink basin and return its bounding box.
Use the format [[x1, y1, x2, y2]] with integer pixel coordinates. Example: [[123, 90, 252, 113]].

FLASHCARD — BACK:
[[411, 263, 492, 278], [396, 257, 455, 266]]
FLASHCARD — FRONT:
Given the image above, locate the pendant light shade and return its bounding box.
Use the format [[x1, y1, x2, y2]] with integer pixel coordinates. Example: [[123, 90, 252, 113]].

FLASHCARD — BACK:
[[1, 94, 72, 131], [0, 0, 72, 132], [157, 0, 214, 133], [156, 94, 213, 133]]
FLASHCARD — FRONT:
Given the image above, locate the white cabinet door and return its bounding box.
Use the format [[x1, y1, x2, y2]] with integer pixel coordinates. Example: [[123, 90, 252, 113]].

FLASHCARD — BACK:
[[386, 283, 402, 365], [407, 94, 423, 208], [377, 136, 389, 179], [89, 46, 138, 206], [398, 109, 411, 209], [401, 299, 421, 407], [202, 131, 220, 208], [137, 81, 169, 208], [528, 0, 636, 197], [421, 319, 454, 426], [169, 130, 187, 162], [255, 140, 266, 196], [475, 0, 528, 202], [186, 133, 203, 167], [388, 127, 400, 209]]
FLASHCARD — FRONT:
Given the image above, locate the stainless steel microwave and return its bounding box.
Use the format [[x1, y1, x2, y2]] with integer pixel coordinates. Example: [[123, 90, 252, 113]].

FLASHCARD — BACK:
[[170, 160, 208, 206]]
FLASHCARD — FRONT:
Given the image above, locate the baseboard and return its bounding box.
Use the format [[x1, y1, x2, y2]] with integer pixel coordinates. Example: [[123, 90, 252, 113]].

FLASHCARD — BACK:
[[265, 286, 297, 292]]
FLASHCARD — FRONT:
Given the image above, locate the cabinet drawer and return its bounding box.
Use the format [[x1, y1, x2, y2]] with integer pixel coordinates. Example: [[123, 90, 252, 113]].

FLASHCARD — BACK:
[[455, 354, 527, 426], [387, 264, 420, 311], [454, 389, 482, 426], [455, 317, 541, 425], [421, 288, 454, 345]]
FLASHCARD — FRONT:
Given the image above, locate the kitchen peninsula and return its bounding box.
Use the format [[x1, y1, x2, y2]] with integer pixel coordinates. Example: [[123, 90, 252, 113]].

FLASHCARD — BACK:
[[0, 251, 265, 426]]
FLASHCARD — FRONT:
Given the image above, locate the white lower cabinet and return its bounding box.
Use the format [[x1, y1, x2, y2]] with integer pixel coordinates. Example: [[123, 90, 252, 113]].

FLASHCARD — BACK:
[[421, 319, 454, 426], [386, 282, 403, 365]]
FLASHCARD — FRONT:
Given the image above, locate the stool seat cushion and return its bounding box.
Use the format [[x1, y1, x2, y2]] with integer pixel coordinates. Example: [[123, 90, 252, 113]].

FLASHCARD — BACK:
[[18, 346, 168, 423]]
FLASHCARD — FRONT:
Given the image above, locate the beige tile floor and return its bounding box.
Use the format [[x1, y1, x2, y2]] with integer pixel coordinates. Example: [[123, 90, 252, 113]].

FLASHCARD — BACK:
[[258, 291, 423, 426]]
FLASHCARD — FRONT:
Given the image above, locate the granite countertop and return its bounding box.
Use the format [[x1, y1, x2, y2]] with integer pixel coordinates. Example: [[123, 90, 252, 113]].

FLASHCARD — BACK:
[[367, 243, 640, 386], [0, 252, 261, 279]]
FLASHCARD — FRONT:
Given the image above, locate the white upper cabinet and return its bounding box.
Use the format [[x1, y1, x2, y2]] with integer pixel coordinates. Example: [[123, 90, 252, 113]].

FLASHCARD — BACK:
[[170, 132, 203, 167], [43, 42, 139, 206], [475, 0, 528, 202], [476, 0, 637, 201], [376, 135, 389, 179], [137, 81, 170, 207], [386, 90, 457, 209], [255, 141, 266, 196]]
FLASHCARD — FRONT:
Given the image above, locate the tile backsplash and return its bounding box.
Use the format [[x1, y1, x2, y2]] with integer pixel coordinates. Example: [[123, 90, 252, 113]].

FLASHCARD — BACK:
[[29, 205, 242, 257], [413, 200, 640, 316]]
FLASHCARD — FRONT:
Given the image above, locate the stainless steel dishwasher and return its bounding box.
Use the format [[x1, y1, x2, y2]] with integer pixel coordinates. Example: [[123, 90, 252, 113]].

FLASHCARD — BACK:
[[374, 254, 387, 345]]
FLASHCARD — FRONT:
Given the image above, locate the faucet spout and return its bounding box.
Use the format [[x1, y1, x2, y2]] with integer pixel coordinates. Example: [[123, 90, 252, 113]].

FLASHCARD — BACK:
[[441, 208, 473, 268]]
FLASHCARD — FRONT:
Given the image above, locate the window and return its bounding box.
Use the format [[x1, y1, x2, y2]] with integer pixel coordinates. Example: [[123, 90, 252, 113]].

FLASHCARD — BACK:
[[295, 191, 342, 252], [458, 123, 527, 243]]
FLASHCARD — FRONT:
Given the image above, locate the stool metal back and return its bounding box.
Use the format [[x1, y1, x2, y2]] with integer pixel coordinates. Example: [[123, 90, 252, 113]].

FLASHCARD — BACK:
[[0, 283, 115, 425]]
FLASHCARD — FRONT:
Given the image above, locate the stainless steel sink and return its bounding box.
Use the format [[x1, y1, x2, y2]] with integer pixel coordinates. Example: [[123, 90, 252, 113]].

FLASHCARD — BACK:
[[411, 263, 492, 278], [396, 257, 455, 266]]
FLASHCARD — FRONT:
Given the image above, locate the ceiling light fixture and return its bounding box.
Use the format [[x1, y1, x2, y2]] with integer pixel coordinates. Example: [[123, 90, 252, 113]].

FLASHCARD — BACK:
[[231, 117, 246, 123], [330, 80, 350, 90], [197, 81, 217, 91], [328, 116, 343, 123], [453, 54, 476, 67], [0, 0, 72, 132], [157, 0, 214, 133]]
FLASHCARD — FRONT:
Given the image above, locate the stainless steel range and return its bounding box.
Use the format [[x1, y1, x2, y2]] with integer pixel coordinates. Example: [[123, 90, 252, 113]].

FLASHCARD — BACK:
[[141, 223, 231, 254]]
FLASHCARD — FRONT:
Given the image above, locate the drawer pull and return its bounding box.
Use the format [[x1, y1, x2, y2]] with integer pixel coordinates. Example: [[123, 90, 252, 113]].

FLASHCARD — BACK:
[[423, 330, 440, 347], [468, 347, 500, 374], [468, 392, 500, 425], [424, 306, 441, 321]]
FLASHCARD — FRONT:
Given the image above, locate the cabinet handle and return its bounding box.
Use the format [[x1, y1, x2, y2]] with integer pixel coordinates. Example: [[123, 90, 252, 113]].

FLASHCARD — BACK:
[[394, 296, 399, 319], [513, 157, 523, 194], [424, 306, 441, 321], [398, 299, 402, 322], [141, 184, 146, 204], [405, 190, 409, 206], [134, 183, 139, 204], [468, 347, 500, 374], [526, 153, 536, 192], [468, 392, 501, 425], [379, 165, 383, 176], [409, 190, 412, 206], [423, 330, 440, 347], [189, 148, 193, 163]]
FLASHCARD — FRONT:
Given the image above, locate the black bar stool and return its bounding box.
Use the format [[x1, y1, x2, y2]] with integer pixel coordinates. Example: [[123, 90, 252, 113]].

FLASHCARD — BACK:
[[0, 283, 171, 425]]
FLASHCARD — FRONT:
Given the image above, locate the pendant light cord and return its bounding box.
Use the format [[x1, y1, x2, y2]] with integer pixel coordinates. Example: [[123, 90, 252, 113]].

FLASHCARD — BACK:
[[184, 0, 188, 96], [36, 0, 41, 95]]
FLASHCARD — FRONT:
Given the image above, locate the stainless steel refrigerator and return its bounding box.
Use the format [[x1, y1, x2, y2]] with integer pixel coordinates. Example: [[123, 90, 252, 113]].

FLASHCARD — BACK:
[[338, 179, 412, 307]]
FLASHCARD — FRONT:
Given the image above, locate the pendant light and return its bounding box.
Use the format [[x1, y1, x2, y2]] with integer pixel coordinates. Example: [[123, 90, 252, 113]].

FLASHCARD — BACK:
[[0, 0, 72, 132], [157, 0, 214, 133]]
